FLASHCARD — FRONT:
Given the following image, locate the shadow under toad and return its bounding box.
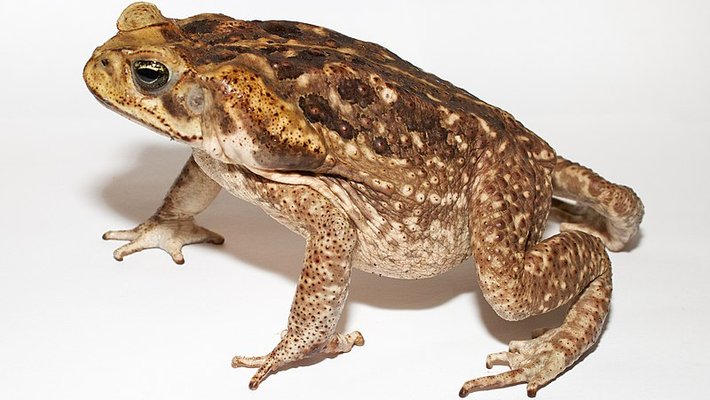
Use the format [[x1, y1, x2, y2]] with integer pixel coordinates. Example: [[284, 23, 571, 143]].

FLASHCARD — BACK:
[[98, 144, 592, 346]]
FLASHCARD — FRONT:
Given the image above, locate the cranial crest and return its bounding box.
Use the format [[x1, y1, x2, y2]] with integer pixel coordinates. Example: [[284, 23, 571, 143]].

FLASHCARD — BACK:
[[117, 2, 167, 32]]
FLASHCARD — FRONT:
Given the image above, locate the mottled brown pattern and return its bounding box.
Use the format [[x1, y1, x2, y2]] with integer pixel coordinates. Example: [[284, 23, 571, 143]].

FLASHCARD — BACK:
[[337, 78, 377, 107], [298, 94, 356, 140], [84, 3, 645, 398]]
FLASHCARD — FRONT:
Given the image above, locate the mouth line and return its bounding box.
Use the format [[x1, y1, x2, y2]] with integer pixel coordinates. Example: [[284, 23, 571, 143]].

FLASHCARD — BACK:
[[85, 81, 188, 143]]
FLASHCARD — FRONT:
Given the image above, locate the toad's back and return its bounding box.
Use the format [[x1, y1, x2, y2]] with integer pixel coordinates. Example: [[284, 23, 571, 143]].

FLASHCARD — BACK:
[[158, 13, 560, 279], [167, 13, 556, 180]]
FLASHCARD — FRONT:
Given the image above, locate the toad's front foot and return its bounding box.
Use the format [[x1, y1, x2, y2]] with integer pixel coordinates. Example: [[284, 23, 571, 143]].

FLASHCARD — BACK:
[[459, 328, 580, 398], [232, 330, 364, 390], [103, 216, 224, 264]]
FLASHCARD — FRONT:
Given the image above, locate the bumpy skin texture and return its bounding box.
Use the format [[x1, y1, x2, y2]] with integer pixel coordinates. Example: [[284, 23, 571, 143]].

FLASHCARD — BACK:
[[83, 3, 644, 397]]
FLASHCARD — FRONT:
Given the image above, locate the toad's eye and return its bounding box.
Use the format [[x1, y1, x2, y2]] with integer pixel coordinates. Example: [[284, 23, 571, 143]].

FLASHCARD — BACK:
[[132, 60, 170, 91]]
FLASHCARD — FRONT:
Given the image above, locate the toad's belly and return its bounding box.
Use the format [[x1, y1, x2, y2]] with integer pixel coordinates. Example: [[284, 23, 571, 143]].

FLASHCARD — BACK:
[[350, 215, 471, 279], [194, 149, 472, 279]]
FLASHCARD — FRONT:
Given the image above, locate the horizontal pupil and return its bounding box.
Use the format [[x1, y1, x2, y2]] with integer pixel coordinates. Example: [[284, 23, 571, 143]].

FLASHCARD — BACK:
[[137, 68, 161, 82]]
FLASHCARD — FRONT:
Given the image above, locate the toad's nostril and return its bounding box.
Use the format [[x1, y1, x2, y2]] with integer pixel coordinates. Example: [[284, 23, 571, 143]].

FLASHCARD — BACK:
[[100, 59, 109, 67]]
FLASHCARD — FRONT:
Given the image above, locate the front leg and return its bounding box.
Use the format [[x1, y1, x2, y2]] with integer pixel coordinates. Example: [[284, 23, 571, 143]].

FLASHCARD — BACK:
[[231, 185, 363, 389], [104, 155, 223, 264]]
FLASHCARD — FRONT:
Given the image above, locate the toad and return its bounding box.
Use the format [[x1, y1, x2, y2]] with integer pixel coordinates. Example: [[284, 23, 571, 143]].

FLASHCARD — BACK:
[[83, 3, 644, 397]]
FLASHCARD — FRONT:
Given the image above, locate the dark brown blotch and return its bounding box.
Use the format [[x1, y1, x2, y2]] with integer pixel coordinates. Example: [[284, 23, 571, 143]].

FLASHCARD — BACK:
[[349, 56, 368, 66], [195, 47, 239, 65], [192, 44, 253, 65], [425, 125, 449, 143], [161, 95, 188, 119], [297, 49, 327, 61], [159, 26, 183, 42], [338, 79, 376, 108], [271, 59, 304, 80], [219, 110, 235, 134], [251, 131, 324, 170], [326, 29, 355, 46], [181, 18, 221, 35], [258, 21, 302, 39], [298, 94, 356, 140], [447, 93, 505, 132], [394, 90, 451, 145]]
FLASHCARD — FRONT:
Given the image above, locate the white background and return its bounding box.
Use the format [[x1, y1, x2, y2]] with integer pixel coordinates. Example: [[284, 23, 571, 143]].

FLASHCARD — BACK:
[[1, 1, 708, 399]]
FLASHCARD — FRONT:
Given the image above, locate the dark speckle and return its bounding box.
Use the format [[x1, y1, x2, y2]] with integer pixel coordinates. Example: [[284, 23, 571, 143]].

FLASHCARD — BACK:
[[373, 136, 392, 156]]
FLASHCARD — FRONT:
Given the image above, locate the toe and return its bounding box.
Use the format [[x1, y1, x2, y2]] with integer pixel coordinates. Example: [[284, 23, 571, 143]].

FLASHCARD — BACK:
[[113, 241, 146, 261], [170, 252, 185, 265], [165, 243, 185, 265], [249, 362, 274, 390], [527, 382, 541, 397], [485, 351, 512, 368], [460, 369, 527, 397], [232, 354, 267, 368], [349, 331, 365, 346], [103, 229, 137, 241]]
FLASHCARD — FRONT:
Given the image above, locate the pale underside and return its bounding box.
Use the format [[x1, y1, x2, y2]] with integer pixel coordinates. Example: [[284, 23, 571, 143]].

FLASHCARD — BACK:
[[192, 149, 471, 279]]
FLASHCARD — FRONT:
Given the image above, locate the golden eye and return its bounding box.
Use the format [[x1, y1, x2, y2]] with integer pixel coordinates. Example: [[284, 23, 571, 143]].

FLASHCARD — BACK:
[[132, 60, 170, 91]]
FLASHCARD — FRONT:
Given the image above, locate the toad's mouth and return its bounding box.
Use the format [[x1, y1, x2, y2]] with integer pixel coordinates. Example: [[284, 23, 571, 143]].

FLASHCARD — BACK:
[[88, 91, 179, 141]]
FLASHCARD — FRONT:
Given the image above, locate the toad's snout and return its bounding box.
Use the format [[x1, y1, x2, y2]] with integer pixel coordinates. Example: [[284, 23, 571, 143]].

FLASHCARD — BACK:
[[83, 52, 115, 99]]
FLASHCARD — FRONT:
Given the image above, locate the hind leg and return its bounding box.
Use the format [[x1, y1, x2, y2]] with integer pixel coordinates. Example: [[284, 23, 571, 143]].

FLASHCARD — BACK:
[[460, 158, 612, 397], [551, 157, 644, 251], [461, 267, 611, 397]]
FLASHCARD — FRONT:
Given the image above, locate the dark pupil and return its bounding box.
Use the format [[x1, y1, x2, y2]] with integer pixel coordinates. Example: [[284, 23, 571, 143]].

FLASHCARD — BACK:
[[137, 67, 161, 83]]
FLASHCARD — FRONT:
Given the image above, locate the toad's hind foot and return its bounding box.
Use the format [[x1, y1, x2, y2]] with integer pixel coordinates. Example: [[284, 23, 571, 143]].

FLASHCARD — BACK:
[[460, 270, 611, 397], [459, 329, 573, 398], [232, 330, 364, 390]]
